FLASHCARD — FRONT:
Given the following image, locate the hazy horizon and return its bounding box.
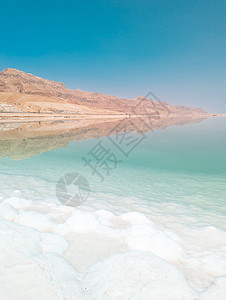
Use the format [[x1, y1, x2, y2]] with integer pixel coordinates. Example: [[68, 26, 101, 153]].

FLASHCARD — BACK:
[[1, 1, 226, 299]]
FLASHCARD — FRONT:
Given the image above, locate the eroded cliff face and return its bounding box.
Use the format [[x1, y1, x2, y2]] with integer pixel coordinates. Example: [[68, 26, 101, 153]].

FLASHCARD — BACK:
[[0, 67, 217, 160], [0, 68, 210, 116], [0, 68, 67, 96]]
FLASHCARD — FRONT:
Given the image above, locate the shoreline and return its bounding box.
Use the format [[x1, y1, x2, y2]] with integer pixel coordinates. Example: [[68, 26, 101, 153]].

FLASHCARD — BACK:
[[0, 112, 224, 123]]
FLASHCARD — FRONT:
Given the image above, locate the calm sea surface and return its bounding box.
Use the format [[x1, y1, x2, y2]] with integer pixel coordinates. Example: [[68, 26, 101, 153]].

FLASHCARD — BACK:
[[0, 117, 225, 214]]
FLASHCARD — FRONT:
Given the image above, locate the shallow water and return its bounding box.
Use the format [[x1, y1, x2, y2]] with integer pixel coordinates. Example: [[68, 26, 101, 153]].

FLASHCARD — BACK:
[[0, 117, 226, 299]]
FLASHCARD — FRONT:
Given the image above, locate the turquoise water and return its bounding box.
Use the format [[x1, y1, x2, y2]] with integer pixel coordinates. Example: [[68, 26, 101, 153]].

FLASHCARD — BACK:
[[0, 117, 225, 214], [0, 117, 226, 298]]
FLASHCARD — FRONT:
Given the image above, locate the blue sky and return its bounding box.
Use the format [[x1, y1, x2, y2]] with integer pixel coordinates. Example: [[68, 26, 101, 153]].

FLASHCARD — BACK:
[[0, 0, 225, 112]]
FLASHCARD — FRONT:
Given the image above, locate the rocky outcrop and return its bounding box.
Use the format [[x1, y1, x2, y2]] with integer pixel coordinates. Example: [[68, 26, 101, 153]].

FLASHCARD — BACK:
[[0, 68, 211, 117]]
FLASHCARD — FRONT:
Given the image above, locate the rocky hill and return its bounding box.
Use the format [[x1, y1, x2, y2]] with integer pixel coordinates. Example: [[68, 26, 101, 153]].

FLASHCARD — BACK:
[[0, 68, 210, 116]]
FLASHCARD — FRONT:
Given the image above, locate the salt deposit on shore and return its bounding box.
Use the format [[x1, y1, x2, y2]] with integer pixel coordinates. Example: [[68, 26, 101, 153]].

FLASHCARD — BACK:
[[0, 188, 226, 299]]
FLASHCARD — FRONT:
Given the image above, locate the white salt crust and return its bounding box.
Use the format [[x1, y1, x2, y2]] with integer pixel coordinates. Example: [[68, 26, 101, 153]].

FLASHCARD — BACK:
[[0, 193, 226, 299]]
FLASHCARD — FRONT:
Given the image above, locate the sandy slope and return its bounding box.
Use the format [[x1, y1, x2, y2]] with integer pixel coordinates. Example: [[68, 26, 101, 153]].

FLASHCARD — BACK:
[[0, 68, 211, 117]]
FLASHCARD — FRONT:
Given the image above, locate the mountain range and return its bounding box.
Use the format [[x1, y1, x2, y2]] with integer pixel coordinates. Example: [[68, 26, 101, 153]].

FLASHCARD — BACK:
[[0, 68, 212, 117], [0, 68, 223, 160]]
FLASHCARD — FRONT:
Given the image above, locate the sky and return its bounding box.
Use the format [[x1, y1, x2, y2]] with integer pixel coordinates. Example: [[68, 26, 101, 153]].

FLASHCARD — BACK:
[[0, 0, 225, 113]]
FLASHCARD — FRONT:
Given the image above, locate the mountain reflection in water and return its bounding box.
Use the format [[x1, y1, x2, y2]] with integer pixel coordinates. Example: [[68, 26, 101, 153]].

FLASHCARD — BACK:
[[0, 114, 210, 160]]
